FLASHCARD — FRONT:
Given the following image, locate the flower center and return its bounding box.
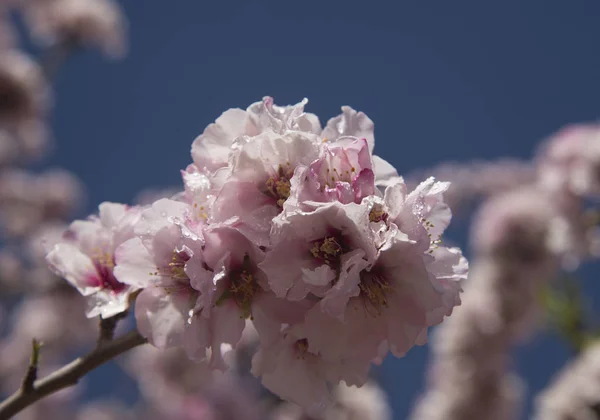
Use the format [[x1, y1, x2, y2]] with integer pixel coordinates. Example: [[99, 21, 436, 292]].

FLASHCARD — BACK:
[[265, 163, 293, 208], [217, 254, 258, 319], [326, 166, 353, 185], [359, 270, 390, 315], [294, 338, 309, 359], [369, 204, 388, 223], [151, 248, 192, 284], [310, 235, 345, 267], [90, 248, 126, 293]]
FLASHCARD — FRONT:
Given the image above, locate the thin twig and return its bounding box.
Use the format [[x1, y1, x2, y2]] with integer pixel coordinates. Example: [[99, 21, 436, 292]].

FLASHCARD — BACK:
[[20, 340, 42, 394], [0, 330, 146, 420]]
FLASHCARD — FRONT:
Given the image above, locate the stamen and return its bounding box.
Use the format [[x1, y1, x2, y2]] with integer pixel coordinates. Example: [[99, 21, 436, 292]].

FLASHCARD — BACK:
[[264, 164, 293, 208], [294, 338, 309, 359], [310, 236, 343, 265], [216, 254, 258, 319], [153, 248, 191, 283], [369, 204, 388, 223], [359, 270, 390, 316]]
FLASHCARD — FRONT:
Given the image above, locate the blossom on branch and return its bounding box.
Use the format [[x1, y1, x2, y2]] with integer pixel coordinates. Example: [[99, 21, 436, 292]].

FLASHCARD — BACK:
[[46, 97, 467, 411], [46, 202, 141, 318]]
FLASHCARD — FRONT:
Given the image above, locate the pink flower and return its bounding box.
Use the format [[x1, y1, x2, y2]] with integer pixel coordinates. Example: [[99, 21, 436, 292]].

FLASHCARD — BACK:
[[45, 202, 140, 318], [322, 106, 374, 150], [247, 96, 322, 135], [260, 201, 377, 309], [321, 105, 398, 185], [537, 124, 600, 199], [182, 223, 268, 369], [284, 137, 376, 211], [191, 97, 320, 174], [292, 178, 465, 366], [209, 129, 320, 246], [180, 163, 225, 226], [252, 324, 359, 414], [112, 199, 204, 351], [191, 107, 261, 173], [115, 199, 264, 369]]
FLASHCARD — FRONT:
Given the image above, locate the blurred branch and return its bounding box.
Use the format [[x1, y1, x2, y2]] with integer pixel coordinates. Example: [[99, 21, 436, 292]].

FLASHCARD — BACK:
[[0, 329, 146, 419]]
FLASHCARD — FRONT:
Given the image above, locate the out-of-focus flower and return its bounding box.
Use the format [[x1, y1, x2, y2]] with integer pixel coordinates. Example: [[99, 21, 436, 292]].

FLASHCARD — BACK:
[[75, 400, 136, 420], [471, 186, 563, 272], [0, 50, 49, 152], [0, 169, 84, 238], [46, 202, 141, 318], [13, 388, 77, 420], [123, 346, 220, 408], [0, 14, 16, 52], [411, 372, 523, 420], [537, 124, 600, 199], [0, 248, 23, 292], [0, 291, 95, 393], [411, 183, 571, 420], [272, 381, 392, 420], [123, 345, 263, 420], [39, 168, 86, 218], [23, 0, 127, 57], [404, 159, 536, 215], [533, 342, 600, 420]]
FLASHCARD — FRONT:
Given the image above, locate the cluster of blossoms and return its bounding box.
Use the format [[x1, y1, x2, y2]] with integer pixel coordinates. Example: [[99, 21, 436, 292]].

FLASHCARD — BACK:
[[0, 0, 126, 160], [410, 122, 600, 420], [46, 97, 467, 411]]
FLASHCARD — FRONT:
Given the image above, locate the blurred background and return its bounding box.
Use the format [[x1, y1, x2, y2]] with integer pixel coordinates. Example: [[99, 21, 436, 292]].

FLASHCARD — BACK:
[[2, 1, 600, 419]]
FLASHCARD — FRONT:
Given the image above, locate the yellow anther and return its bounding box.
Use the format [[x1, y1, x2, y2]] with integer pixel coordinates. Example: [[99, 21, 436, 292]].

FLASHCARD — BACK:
[[310, 236, 342, 264], [359, 272, 391, 316]]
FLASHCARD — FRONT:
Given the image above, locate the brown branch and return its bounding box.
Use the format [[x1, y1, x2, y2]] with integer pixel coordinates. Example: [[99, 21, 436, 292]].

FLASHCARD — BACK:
[[97, 311, 128, 345], [20, 340, 42, 394], [0, 330, 147, 420]]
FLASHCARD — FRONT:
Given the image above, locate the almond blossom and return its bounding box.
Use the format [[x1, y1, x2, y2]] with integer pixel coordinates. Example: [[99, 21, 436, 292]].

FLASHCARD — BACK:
[[44, 97, 468, 413], [284, 136, 376, 212], [45, 202, 140, 318], [537, 124, 600, 200], [112, 199, 206, 355], [23, 0, 127, 57]]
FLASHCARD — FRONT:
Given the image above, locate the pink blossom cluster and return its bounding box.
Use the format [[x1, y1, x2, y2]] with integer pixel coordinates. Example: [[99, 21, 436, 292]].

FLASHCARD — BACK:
[[533, 342, 600, 420], [537, 124, 600, 200], [46, 97, 467, 411], [410, 186, 563, 420]]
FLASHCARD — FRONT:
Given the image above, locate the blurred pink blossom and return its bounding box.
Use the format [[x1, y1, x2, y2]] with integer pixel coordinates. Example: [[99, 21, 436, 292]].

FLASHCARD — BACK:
[[537, 124, 600, 199], [0, 50, 49, 156], [23, 0, 127, 57], [0, 169, 84, 238], [533, 342, 600, 420]]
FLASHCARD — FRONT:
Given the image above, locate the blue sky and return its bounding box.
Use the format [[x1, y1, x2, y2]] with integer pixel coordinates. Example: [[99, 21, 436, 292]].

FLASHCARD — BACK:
[[40, 1, 600, 418]]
